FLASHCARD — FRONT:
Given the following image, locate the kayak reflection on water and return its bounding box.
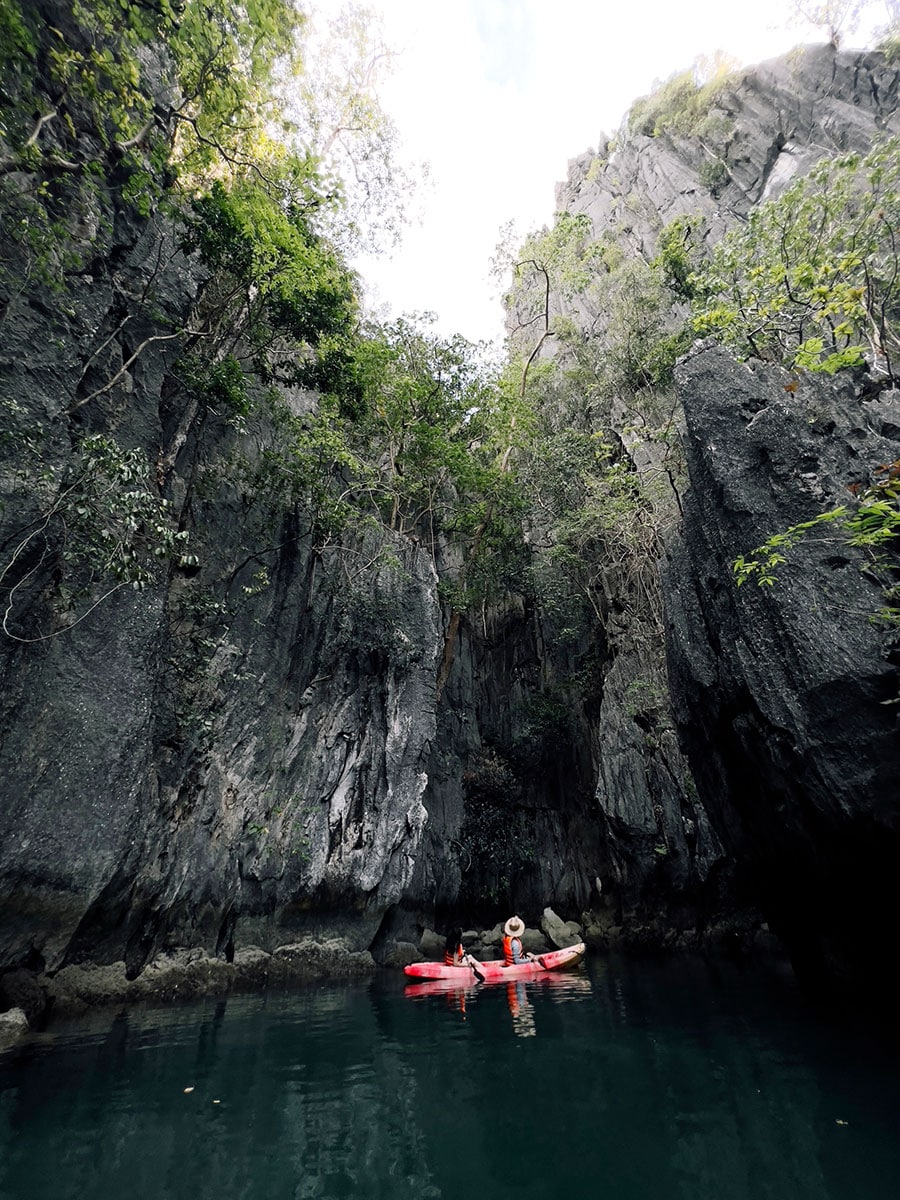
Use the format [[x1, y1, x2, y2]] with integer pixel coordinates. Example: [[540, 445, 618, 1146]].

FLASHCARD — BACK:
[[506, 981, 535, 1037], [403, 969, 594, 1035]]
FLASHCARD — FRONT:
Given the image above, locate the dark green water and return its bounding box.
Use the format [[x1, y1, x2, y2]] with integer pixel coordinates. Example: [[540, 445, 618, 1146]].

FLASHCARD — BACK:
[[1, 954, 898, 1200]]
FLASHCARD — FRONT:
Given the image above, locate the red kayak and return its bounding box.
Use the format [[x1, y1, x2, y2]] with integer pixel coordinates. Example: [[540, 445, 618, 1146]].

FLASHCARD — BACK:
[[403, 942, 585, 983], [404, 970, 594, 1000]]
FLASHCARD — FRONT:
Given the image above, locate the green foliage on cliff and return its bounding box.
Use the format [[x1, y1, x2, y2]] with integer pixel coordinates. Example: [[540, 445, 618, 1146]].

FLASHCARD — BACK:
[[499, 201, 690, 654], [0, 431, 192, 642], [626, 56, 736, 142], [693, 137, 900, 381], [0, 0, 301, 180], [0, 0, 318, 298], [504, 208, 698, 409], [733, 508, 850, 587], [0, 0, 403, 287], [219, 312, 528, 617], [180, 174, 358, 381], [348, 319, 517, 545], [0, 0, 470, 653], [733, 460, 900, 624]]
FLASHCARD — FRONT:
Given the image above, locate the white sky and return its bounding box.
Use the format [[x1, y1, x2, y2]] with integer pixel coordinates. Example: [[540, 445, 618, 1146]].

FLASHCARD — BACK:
[[313, 0, 888, 346]]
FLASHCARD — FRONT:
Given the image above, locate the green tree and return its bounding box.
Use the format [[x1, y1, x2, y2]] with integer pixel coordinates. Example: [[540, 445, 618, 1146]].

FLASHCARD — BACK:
[[344, 319, 498, 536], [693, 137, 900, 381], [0, 0, 304, 188]]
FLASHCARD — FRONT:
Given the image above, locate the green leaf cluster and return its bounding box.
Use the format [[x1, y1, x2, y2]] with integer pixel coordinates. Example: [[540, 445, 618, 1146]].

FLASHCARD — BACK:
[[181, 173, 357, 380], [734, 460, 900, 623], [626, 59, 735, 141], [0, 430, 193, 641], [63, 434, 192, 585], [506, 210, 702, 411], [693, 137, 900, 380], [733, 508, 849, 587]]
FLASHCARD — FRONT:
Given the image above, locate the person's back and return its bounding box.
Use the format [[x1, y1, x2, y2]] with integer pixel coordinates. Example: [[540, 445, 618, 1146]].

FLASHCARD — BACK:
[[444, 926, 465, 966], [502, 916, 531, 964]]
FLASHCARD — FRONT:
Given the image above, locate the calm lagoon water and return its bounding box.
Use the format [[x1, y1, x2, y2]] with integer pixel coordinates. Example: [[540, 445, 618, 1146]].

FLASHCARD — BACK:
[[1, 953, 898, 1200]]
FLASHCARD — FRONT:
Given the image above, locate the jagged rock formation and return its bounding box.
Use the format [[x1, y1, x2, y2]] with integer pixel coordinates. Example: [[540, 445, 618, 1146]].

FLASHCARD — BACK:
[[562, 43, 900, 262], [1, 30, 898, 1011], [0, 6, 448, 979], [666, 347, 900, 992], [539, 42, 900, 985], [0, 199, 442, 972]]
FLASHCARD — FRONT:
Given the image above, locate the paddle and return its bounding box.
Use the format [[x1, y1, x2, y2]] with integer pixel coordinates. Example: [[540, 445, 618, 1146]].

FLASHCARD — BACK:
[[466, 955, 486, 982]]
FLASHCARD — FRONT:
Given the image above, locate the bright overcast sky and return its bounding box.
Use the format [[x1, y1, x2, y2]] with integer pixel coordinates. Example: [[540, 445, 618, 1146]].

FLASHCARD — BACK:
[[312, 0, 886, 346]]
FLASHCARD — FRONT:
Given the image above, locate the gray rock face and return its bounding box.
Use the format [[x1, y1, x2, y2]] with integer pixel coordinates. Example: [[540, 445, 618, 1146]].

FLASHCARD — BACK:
[[0, 1007, 28, 1048], [0, 5, 446, 980], [0, 387, 442, 971], [525, 43, 900, 965], [1, 30, 898, 1004], [559, 44, 900, 263], [665, 347, 900, 992], [417, 929, 445, 961], [418, 595, 607, 925], [540, 907, 582, 949]]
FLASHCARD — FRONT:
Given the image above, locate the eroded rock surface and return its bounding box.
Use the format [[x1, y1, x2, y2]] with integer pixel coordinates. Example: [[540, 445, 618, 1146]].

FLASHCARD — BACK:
[[666, 346, 900, 991], [561, 44, 900, 262], [1, 33, 898, 1009]]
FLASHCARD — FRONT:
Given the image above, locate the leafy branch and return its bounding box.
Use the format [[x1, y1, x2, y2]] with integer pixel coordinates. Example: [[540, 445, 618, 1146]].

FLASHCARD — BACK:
[[693, 137, 900, 382], [733, 460, 900, 623], [0, 435, 192, 643]]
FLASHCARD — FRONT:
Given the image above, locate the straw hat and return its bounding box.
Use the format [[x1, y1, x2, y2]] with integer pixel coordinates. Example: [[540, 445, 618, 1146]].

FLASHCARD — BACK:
[[504, 916, 525, 937]]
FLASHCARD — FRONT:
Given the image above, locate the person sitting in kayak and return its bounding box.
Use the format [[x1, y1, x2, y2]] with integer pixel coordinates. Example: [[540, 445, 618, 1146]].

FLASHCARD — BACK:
[[444, 926, 468, 967], [502, 916, 535, 965]]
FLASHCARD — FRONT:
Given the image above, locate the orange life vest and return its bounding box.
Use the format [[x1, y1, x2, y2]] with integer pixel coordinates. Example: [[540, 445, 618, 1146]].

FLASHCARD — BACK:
[[444, 943, 464, 966], [502, 934, 523, 965]]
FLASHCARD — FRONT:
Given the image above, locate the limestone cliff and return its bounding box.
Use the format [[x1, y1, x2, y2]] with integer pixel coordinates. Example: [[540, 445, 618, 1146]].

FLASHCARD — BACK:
[[535, 42, 900, 988], [560, 43, 900, 263], [0, 1, 607, 991], [1, 23, 898, 1009], [667, 346, 900, 993]]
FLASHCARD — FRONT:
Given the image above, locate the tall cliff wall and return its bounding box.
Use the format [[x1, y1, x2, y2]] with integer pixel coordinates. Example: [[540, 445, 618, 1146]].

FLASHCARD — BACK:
[[0, 196, 440, 972], [538, 42, 900, 988], [1, 23, 898, 1005], [667, 346, 900, 993], [0, 1, 607, 989]]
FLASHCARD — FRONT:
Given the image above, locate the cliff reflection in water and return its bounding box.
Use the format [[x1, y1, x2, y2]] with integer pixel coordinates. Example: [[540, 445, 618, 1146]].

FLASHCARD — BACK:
[[1, 956, 898, 1200]]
